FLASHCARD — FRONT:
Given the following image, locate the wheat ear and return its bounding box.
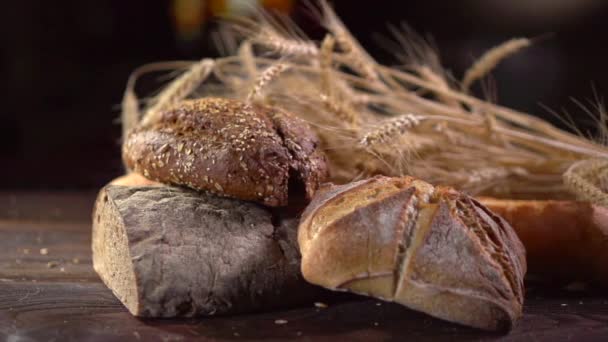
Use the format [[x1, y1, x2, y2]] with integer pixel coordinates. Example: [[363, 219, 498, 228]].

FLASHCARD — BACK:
[[462, 38, 531, 92], [258, 27, 318, 56], [464, 167, 527, 187], [563, 159, 608, 205], [121, 61, 196, 139], [246, 62, 289, 103], [416, 65, 461, 108], [141, 59, 214, 127], [319, 0, 381, 83], [238, 40, 258, 81], [360, 114, 424, 147]]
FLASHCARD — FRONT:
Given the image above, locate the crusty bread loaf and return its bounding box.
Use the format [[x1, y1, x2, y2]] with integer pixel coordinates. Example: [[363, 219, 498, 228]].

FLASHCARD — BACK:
[[109, 172, 161, 187], [92, 184, 325, 317], [478, 197, 608, 286], [298, 176, 526, 331], [123, 97, 328, 207]]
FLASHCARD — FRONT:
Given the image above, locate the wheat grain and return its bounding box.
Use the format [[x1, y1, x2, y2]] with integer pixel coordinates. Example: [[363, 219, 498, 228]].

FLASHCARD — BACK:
[[122, 7, 608, 201], [246, 63, 289, 103], [238, 40, 257, 81], [463, 167, 527, 187], [319, 0, 381, 82], [563, 159, 608, 205], [120, 61, 197, 139], [142, 59, 214, 126], [360, 114, 424, 147], [416, 65, 460, 108], [317, 34, 360, 127], [319, 35, 335, 94], [256, 27, 318, 56], [462, 38, 530, 91], [320, 94, 359, 127]]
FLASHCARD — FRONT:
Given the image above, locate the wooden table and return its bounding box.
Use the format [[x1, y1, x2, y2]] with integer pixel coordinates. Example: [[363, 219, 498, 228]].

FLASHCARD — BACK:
[[1, 192, 608, 341]]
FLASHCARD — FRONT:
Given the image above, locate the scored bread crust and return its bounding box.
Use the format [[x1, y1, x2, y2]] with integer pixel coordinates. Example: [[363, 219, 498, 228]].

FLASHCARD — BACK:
[[298, 176, 526, 331], [122, 98, 328, 207]]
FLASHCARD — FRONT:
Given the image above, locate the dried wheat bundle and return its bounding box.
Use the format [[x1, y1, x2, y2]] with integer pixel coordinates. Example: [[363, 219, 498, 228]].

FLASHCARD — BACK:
[[124, 0, 608, 201]]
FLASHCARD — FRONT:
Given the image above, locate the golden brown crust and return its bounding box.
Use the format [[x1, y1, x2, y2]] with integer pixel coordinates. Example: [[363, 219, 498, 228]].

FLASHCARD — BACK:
[[299, 176, 526, 331], [110, 173, 161, 187], [122, 98, 328, 207], [479, 197, 608, 286]]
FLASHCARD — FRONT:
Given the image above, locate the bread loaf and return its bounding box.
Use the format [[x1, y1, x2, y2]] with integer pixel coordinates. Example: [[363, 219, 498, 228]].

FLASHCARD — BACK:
[[109, 172, 161, 187], [92, 184, 325, 317], [298, 176, 526, 331], [479, 197, 608, 286], [123, 97, 328, 207]]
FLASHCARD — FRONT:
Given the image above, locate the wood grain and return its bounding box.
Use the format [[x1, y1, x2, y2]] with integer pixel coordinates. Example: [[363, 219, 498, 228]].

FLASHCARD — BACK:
[[1, 192, 608, 341]]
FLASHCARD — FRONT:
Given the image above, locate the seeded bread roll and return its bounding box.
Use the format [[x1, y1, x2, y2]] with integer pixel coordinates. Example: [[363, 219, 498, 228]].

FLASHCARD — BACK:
[[298, 176, 526, 331], [478, 197, 608, 286], [123, 97, 328, 207]]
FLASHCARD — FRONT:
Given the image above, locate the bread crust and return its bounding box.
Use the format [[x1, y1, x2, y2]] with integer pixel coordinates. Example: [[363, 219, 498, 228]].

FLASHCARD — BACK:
[[299, 176, 526, 331], [109, 173, 161, 187], [122, 98, 328, 207], [92, 185, 325, 317], [479, 197, 608, 285]]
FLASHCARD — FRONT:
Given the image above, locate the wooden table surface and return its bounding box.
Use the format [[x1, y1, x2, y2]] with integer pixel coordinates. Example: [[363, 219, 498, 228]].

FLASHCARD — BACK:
[[1, 191, 608, 341]]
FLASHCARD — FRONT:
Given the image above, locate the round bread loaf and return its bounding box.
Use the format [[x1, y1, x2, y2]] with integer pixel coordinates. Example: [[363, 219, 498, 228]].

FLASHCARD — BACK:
[[123, 98, 328, 207], [298, 175, 526, 331]]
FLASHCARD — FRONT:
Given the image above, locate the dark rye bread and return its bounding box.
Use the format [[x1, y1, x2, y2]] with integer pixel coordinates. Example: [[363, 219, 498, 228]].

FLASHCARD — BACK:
[[92, 185, 325, 317], [123, 97, 328, 207], [298, 176, 526, 331]]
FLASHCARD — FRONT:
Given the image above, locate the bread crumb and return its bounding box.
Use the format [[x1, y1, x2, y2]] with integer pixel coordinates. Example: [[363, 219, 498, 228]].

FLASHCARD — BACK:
[[314, 302, 328, 308], [561, 303, 568, 307], [72, 258, 80, 264], [274, 319, 288, 325], [22, 249, 30, 255], [47, 261, 59, 268], [40, 248, 48, 255]]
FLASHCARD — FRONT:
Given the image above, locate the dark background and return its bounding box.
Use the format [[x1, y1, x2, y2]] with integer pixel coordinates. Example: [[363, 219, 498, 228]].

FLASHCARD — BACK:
[[1, 0, 607, 190]]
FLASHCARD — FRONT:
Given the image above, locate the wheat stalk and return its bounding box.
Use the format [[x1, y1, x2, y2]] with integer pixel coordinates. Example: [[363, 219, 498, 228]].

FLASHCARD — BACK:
[[360, 114, 424, 147], [563, 159, 608, 205], [416, 65, 461, 108], [257, 26, 318, 56], [246, 62, 289, 103], [120, 61, 197, 139], [461, 38, 531, 92], [141, 59, 214, 127], [122, 2, 608, 202]]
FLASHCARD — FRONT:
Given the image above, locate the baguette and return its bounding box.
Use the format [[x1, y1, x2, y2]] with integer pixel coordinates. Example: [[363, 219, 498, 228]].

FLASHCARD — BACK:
[[298, 176, 526, 331], [478, 197, 608, 286]]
